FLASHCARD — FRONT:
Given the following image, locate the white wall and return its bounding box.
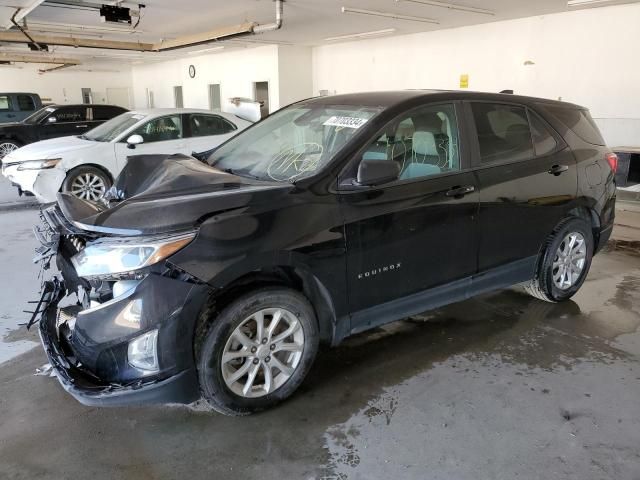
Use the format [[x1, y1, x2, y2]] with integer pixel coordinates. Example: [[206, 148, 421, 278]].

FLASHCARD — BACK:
[[130, 45, 281, 111], [312, 4, 640, 147], [277, 46, 313, 108], [0, 64, 133, 107]]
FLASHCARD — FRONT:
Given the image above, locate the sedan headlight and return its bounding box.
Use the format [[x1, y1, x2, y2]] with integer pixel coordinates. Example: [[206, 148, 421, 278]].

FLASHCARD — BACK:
[[71, 232, 196, 279], [17, 158, 62, 171]]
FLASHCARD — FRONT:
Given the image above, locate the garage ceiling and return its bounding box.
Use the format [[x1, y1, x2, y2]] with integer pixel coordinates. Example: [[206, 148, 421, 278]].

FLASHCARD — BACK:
[[0, 0, 638, 68]]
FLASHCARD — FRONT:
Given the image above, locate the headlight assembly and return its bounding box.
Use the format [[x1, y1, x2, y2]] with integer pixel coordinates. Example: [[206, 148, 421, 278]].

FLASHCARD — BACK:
[[16, 158, 62, 171], [71, 232, 196, 279]]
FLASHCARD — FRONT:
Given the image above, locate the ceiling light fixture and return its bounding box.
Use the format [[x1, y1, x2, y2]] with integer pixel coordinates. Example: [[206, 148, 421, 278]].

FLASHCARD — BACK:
[[186, 46, 225, 55], [341, 7, 440, 24], [567, 0, 638, 8], [324, 28, 397, 42], [396, 0, 494, 16]]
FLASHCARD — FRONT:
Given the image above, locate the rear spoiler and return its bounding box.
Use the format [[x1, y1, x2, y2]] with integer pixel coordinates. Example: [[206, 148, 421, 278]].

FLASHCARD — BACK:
[[223, 97, 262, 123]]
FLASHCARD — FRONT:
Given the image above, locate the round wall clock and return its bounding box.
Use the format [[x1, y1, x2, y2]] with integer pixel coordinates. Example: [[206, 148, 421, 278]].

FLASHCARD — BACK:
[[188, 64, 196, 78]]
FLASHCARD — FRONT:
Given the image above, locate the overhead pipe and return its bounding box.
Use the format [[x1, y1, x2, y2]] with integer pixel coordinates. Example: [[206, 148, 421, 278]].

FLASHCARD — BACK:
[[252, 0, 284, 34]]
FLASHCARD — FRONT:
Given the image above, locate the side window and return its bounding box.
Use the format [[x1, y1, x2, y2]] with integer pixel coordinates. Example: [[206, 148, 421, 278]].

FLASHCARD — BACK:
[[188, 114, 236, 137], [529, 111, 558, 157], [51, 107, 87, 123], [17, 95, 35, 111], [360, 103, 460, 181], [93, 106, 123, 121], [133, 115, 183, 143], [0, 95, 11, 111], [471, 103, 534, 164]]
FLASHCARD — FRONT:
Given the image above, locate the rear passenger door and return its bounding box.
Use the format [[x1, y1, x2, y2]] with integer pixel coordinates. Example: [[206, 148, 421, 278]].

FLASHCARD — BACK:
[[39, 106, 88, 139], [467, 101, 577, 274], [339, 102, 479, 326], [185, 113, 238, 153]]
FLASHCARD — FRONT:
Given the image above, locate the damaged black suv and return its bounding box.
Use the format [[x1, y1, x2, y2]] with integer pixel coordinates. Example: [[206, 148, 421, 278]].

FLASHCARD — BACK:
[[32, 91, 616, 415]]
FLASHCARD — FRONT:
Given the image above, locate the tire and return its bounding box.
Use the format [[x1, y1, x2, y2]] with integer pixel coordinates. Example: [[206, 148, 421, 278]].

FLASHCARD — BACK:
[[524, 217, 594, 302], [0, 138, 22, 162], [196, 287, 319, 416], [62, 166, 111, 202]]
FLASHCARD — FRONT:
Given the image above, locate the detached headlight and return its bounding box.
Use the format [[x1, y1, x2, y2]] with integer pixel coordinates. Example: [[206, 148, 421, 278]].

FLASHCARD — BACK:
[[17, 158, 62, 171], [71, 232, 196, 279]]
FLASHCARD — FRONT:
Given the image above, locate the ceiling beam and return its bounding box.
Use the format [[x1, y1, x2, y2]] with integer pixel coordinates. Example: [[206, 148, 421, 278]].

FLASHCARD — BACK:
[[151, 22, 255, 51], [0, 53, 80, 64], [0, 29, 154, 50]]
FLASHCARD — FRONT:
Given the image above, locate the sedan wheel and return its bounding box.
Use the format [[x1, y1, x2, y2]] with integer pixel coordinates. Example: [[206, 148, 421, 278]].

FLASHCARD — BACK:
[[70, 172, 107, 201]]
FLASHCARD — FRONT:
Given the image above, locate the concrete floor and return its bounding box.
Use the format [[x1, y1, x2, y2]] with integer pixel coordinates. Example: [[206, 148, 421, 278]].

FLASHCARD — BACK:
[[0, 208, 639, 479]]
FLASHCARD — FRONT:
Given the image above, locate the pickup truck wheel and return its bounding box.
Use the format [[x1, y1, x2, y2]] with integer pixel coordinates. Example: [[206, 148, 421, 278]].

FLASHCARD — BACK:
[[524, 217, 594, 302], [0, 139, 21, 161], [196, 288, 319, 416], [62, 166, 111, 201]]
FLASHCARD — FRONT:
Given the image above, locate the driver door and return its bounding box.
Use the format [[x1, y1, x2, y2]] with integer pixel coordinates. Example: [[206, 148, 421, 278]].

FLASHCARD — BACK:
[[113, 114, 187, 174], [338, 102, 479, 330]]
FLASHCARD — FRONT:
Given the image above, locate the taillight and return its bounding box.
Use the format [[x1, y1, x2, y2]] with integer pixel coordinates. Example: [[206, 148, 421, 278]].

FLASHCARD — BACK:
[[606, 152, 618, 173]]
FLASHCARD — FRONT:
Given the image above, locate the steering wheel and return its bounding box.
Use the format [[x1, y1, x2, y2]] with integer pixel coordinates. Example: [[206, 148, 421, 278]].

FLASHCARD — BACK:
[[267, 143, 324, 182]]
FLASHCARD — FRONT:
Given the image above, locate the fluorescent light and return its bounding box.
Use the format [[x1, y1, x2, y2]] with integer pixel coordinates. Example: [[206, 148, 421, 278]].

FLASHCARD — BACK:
[[186, 46, 225, 55], [341, 7, 440, 24], [568, 0, 639, 7], [324, 28, 397, 42], [396, 0, 494, 15]]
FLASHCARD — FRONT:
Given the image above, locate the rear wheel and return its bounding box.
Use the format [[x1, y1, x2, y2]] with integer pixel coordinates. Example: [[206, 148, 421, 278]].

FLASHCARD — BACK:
[[524, 217, 594, 302], [62, 166, 111, 201], [196, 288, 319, 415], [0, 139, 21, 161]]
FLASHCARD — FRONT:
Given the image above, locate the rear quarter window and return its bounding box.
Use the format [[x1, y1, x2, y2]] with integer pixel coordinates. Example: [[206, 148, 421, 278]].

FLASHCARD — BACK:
[[542, 105, 605, 146]]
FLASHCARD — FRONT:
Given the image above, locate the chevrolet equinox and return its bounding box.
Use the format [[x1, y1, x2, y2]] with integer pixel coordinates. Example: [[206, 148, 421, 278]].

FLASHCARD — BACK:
[[31, 91, 616, 415]]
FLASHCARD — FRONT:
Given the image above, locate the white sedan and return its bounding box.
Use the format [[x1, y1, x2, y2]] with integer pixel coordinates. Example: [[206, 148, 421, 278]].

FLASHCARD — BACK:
[[1, 108, 251, 203]]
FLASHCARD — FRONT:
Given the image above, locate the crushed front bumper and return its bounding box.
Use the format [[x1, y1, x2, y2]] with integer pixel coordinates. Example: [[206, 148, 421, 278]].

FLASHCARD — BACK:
[[36, 276, 206, 407]]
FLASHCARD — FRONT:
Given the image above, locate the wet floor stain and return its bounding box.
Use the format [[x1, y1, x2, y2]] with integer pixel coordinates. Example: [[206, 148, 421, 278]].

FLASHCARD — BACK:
[[0, 250, 639, 480]]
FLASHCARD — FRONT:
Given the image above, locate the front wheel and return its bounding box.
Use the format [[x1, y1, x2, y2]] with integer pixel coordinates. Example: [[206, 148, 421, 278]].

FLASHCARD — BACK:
[[0, 139, 21, 161], [62, 166, 111, 202], [524, 217, 594, 302], [196, 288, 319, 415]]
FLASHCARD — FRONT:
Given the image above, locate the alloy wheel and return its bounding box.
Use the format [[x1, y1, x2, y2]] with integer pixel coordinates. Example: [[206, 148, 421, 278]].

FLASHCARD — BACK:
[[0, 142, 18, 160], [552, 232, 587, 290], [70, 173, 107, 201], [221, 307, 305, 398]]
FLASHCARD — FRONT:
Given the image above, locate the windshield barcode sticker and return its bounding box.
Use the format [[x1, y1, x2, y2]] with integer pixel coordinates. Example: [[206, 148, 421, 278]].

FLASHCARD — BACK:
[[323, 116, 368, 129]]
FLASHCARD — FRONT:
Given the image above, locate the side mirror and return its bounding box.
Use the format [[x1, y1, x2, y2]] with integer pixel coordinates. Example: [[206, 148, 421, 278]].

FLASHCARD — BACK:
[[126, 134, 144, 149], [357, 160, 400, 186], [46, 116, 57, 124]]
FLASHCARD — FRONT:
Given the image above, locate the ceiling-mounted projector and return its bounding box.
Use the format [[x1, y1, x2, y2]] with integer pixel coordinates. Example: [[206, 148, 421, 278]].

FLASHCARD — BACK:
[[99, 5, 132, 25]]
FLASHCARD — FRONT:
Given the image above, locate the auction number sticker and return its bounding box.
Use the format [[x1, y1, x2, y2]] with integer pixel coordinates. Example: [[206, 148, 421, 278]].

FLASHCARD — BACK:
[[323, 116, 368, 129]]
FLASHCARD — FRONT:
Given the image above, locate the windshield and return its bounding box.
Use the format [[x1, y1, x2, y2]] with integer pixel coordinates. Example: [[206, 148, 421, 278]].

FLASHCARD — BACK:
[[23, 107, 55, 125], [209, 104, 382, 182], [83, 112, 146, 142]]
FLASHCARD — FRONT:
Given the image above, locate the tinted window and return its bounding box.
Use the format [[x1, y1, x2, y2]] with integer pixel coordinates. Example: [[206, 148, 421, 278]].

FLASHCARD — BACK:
[[133, 115, 183, 143], [93, 106, 125, 121], [471, 103, 534, 164], [0, 96, 10, 111], [188, 114, 236, 137], [529, 111, 558, 157], [52, 107, 86, 123], [17, 95, 35, 111], [360, 103, 460, 181], [543, 105, 605, 146]]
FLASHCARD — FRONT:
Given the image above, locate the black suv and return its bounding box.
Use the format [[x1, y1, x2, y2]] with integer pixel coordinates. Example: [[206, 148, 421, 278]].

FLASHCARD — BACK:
[[0, 104, 127, 161], [32, 91, 616, 415]]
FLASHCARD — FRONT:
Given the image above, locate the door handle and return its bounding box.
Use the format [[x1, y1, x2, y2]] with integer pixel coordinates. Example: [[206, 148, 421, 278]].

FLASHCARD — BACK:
[[75, 125, 88, 128], [548, 164, 569, 176], [7, 114, 15, 118], [445, 185, 475, 198]]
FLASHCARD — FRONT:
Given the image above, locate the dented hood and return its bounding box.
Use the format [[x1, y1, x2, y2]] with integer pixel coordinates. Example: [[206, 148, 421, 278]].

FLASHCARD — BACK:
[[56, 154, 290, 235]]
